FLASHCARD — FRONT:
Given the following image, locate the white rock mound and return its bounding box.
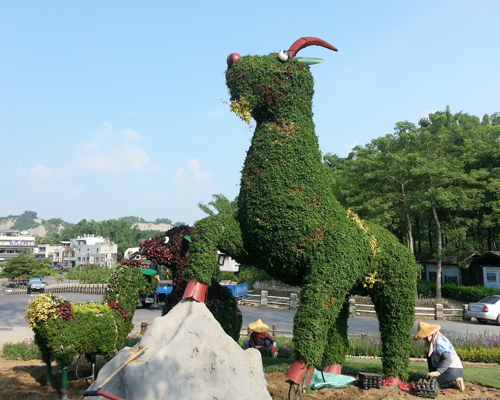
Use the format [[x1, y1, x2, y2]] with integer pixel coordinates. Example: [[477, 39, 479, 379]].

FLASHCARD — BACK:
[[86, 300, 272, 400]]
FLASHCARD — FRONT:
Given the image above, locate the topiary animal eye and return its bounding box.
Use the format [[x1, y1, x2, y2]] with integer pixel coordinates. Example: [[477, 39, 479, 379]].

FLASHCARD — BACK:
[[277, 50, 290, 62]]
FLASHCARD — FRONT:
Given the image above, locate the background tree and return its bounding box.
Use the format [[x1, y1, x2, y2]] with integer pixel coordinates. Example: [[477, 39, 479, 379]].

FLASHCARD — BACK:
[[326, 107, 500, 297], [1, 251, 53, 279], [198, 194, 238, 217], [11, 210, 39, 231], [117, 216, 146, 225], [65, 264, 112, 284]]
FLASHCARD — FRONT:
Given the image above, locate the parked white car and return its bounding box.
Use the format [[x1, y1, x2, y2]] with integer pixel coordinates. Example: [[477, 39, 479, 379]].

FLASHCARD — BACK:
[[466, 295, 500, 325]]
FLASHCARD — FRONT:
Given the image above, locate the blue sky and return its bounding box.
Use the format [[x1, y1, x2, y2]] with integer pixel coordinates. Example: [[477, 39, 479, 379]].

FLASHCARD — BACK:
[[2, 1, 499, 226]]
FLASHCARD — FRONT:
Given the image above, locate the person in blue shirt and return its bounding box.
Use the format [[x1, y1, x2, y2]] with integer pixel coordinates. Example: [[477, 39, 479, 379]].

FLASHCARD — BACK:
[[414, 322, 465, 391]]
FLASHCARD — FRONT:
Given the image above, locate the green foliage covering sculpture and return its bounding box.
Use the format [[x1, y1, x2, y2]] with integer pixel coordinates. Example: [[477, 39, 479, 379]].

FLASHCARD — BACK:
[[25, 263, 157, 397], [181, 37, 420, 384], [140, 225, 242, 341]]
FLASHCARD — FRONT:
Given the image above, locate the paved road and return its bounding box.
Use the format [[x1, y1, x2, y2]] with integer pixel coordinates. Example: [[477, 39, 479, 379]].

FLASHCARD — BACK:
[[239, 304, 500, 337], [1, 291, 499, 347]]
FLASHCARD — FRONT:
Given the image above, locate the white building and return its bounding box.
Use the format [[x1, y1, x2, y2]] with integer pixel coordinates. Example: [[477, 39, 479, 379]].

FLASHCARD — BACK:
[[67, 234, 118, 268], [217, 250, 240, 272], [0, 229, 36, 265], [36, 242, 70, 266], [124, 247, 141, 260]]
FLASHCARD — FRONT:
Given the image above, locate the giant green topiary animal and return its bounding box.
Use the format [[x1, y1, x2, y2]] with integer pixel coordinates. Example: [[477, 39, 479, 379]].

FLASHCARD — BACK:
[[181, 37, 420, 384]]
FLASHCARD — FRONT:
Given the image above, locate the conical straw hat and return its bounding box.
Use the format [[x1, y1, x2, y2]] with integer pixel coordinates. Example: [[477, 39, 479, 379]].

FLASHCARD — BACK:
[[413, 322, 441, 340], [248, 319, 269, 333]]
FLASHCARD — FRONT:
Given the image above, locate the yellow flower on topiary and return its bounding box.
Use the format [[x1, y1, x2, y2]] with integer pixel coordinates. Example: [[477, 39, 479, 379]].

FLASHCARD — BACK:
[[346, 209, 380, 258], [25, 293, 64, 328], [228, 97, 253, 126]]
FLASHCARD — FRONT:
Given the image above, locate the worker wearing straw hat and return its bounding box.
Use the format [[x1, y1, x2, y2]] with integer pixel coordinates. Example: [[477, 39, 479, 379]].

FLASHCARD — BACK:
[[413, 322, 465, 391], [244, 319, 276, 355]]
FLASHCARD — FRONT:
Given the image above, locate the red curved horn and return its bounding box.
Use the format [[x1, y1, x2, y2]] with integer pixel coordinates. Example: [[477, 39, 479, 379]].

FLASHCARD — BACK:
[[287, 37, 338, 58]]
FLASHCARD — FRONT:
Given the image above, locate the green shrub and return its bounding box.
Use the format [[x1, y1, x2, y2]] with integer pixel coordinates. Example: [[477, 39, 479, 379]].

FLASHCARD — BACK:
[[416, 280, 436, 298], [218, 271, 238, 282], [66, 264, 112, 284], [239, 336, 294, 351], [4, 332, 500, 364], [2, 341, 41, 360], [457, 347, 500, 363], [123, 334, 142, 348], [417, 280, 500, 302], [236, 265, 272, 287], [443, 284, 500, 303], [349, 332, 500, 364]]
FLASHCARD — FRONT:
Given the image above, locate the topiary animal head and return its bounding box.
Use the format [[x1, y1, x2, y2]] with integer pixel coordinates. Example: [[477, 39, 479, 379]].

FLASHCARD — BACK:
[[225, 37, 338, 122]]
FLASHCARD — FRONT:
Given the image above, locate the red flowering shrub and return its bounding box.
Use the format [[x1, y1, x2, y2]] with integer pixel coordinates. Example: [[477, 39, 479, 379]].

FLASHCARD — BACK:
[[56, 301, 74, 322]]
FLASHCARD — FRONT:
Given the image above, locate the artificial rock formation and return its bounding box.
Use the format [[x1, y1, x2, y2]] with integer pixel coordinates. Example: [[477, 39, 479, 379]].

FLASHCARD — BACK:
[[87, 300, 271, 400]]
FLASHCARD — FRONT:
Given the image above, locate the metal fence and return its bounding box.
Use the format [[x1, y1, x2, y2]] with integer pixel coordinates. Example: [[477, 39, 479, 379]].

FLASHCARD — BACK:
[[5, 285, 468, 321], [4, 284, 108, 296], [240, 291, 299, 310], [240, 291, 468, 321], [348, 298, 468, 321]]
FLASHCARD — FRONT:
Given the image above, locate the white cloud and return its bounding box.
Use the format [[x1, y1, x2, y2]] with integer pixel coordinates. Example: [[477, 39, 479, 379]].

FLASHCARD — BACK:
[[29, 165, 71, 188], [92, 122, 144, 142], [28, 164, 82, 197], [120, 128, 143, 142], [76, 142, 150, 173], [75, 123, 153, 173], [342, 141, 358, 156], [174, 159, 213, 193]]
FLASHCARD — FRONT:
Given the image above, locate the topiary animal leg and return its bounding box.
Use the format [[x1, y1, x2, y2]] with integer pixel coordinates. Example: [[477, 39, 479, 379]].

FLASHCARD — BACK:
[[183, 214, 250, 302], [61, 366, 69, 400], [291, 265, 360, 369], [365, 222, 420, 382], [45, 361, 53, 388], [321, 295, 350, 372]]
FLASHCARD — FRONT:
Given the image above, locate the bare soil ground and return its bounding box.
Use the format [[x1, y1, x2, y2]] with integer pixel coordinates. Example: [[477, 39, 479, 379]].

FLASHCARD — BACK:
[[1, 357, 499, 400]]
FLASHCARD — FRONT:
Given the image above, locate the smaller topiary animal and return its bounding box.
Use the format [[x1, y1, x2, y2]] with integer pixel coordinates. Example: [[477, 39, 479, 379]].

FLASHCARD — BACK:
[[25, 264, 157, 400], [140, 225, 243, 341]]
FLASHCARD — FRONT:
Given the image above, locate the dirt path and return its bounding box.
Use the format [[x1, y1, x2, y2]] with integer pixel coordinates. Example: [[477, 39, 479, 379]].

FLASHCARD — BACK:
[[1, 357, 499, 400]]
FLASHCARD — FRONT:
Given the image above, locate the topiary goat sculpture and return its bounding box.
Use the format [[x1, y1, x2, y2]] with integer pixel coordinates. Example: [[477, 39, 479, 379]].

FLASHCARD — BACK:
[[181, 37, 420, 385], [25, 263, 157, 399]]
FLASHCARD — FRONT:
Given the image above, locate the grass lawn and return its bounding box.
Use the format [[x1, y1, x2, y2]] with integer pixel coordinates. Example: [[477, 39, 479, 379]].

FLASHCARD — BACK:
[[262, 357, 500, 389]]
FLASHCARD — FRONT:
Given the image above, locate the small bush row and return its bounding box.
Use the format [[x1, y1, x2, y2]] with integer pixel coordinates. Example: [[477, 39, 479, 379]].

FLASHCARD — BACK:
[[348, 332, 500, 364], [417, 280, 500, 302], [2, 339, 41, 360], [456, 347, 500, 363], [5, 332, 499, 364]]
